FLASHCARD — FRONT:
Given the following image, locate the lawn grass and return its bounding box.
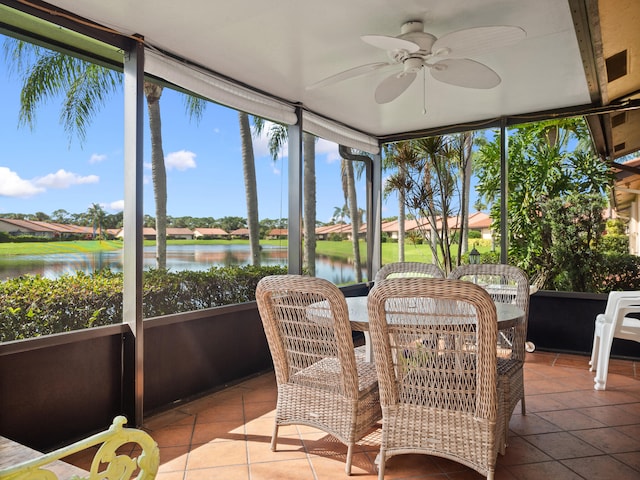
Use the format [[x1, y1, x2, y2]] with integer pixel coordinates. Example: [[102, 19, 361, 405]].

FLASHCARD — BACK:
[[0, 238, 490, 265], [0, 240, 122, 256]]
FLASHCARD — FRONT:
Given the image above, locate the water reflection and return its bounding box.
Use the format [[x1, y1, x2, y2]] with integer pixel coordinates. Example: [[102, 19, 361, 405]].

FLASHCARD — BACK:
[[0, 244, 365, 284]]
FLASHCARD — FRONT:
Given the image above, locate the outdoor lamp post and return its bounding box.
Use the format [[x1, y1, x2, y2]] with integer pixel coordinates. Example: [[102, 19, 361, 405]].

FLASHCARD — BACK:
[[469, 245, 481, 265]]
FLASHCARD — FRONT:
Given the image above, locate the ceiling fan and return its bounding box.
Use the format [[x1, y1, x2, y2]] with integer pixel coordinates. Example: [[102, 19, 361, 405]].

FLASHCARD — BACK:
[[308, 21, 526, 104]]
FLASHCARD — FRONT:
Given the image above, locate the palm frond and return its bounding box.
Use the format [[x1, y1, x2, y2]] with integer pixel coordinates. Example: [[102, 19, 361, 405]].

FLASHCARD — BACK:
[[184, 94, 207, 122], [17, 51, 78, 130], [61, 63, 121, 143]]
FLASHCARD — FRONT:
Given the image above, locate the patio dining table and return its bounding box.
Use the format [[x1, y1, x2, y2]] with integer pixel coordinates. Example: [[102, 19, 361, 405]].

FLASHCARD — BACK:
[[344, 295, 525, 362]]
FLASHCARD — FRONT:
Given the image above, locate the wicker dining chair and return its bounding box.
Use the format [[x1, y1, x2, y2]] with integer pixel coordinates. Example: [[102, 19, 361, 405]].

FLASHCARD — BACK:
[[374, 261, 445, 283], [368, 277, 505, 480], [255, 274, 381, 475], [447, 263, 529, 455]]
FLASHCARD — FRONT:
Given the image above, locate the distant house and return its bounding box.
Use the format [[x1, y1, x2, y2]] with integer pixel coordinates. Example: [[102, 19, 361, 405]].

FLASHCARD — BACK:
[[467, 212, 493, 240], [0, 218, 116, 239], [116, 227, 157, 240], [381, 219, 424, 240], [315, 223, 351, 240], [380, 214, 494, 241], [266, 228, 288, 239], [230, 228, 250, 239], [106, 228, 121, 239], [193, 228, 229, 239], [166, 227, 194, 240], [0, 218, 58, 238]]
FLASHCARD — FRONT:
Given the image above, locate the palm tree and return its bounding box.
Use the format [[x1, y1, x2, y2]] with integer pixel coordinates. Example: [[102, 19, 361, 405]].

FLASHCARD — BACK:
[[458, 132, 474, 259], [144, 82, 168, 269], [332, 205, 349, 224], [338, 146, 368, 283], [303, 133, 317, 276], [383, 142, 418, 262], [252, 119, 317, 275], [87, 203, 106, 239], [386, 136, 463, 273], [239, 111, 261, 266]]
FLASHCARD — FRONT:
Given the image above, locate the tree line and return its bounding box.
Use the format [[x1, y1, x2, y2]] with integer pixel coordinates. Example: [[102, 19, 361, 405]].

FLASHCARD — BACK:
[[1, 209, 290, 234]]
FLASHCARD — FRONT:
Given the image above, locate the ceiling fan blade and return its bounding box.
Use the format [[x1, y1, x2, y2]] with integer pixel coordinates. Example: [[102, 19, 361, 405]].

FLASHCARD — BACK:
[[430, 58, 500, 89], [431, 26, 526, 58], [375, 71, 417, 104], [361, 34, 420, 53], [307, 62, 395, 90]]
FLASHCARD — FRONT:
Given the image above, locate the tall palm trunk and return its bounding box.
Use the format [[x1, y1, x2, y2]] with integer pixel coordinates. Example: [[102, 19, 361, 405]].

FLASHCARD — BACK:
[[345, 160, 362, 282], [239, 112, 261, 266], [398, 163, 407, 261], [460, 132, 473, 259], [144, 83, 167, 270], [303, 133, 316, 276]]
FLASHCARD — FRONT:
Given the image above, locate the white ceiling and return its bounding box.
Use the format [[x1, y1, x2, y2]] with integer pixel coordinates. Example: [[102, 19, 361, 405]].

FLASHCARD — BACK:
[[44, 0, 591, 138]]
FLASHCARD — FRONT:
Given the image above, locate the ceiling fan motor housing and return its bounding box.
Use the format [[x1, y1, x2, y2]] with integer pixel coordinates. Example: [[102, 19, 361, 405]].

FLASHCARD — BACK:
[[399, 21, 436, 53]]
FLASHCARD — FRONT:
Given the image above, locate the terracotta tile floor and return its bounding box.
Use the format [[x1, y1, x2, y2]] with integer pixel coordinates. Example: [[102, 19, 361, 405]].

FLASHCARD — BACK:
[[71, 351, 640, 479]]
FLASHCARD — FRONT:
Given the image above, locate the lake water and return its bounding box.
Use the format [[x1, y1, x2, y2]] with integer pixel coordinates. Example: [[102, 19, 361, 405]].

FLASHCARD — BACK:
[[0, 244, 366, 285]]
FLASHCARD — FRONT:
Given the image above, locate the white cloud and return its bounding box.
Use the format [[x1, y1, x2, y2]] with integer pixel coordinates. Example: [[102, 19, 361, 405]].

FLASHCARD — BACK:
[[165, 150, 197, 171], [0, 167, 44, 198], [109, 200, 124, 211], [270, 162, 281, 175], [316, 138, 341, 163], [34, 169, 99, 189], [143, 162, 152, 170], [89, 153, 107, 164]]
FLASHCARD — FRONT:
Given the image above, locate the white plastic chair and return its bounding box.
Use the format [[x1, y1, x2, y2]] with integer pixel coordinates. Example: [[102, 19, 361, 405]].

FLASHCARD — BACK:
[[589, 291, 640, 390]]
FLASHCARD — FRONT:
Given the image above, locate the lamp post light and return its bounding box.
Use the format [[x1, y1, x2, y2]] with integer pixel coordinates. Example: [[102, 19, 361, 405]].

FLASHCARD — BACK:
[[469, 245, 481, 265]]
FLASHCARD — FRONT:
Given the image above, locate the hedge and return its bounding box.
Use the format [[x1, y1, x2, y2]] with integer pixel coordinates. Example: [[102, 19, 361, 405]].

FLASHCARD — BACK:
[[0, 265, 287, 342]]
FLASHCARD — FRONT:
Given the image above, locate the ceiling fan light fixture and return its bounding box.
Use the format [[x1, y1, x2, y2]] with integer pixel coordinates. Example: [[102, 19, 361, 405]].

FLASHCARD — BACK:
[[404, 57, 423, 73]]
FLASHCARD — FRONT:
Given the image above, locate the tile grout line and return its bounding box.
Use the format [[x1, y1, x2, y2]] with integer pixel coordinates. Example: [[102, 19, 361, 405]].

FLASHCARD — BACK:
[[298, 424, 320, 480], [242, 392, 252, 480], [183, 411, 197, 480]]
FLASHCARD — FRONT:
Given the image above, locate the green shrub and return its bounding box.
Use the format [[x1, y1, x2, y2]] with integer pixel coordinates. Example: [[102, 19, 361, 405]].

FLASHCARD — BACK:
[[0, 234, 53, 243], [599, 234, 629, 255], [472, 250, 499, 265], [0, 270, 124, 341], [0, 265, 287, 342], [595, 254, 640, 292], [468, 230, 481, 239]]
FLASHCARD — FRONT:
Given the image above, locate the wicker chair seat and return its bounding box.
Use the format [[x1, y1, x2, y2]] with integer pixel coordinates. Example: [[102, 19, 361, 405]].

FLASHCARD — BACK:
[[290, 356, 379, 394]]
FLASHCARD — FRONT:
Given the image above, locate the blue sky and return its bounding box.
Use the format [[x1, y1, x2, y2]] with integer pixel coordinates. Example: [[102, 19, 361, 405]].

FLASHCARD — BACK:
[[0, 37, 377, 224]]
